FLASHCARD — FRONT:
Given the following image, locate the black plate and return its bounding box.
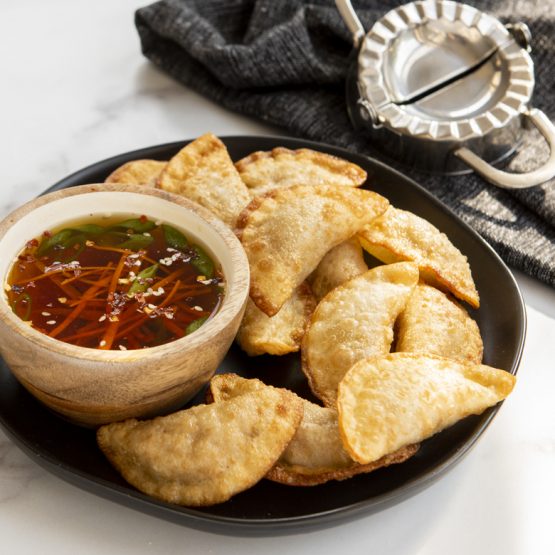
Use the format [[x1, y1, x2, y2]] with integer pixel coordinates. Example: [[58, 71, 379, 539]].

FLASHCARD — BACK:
[[0, 136, 526, 535]]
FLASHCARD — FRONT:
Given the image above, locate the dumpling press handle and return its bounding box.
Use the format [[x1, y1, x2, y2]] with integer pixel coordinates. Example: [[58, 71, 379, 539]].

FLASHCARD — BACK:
[[455, 109, 555, 189], [335, 0, 365, 48]]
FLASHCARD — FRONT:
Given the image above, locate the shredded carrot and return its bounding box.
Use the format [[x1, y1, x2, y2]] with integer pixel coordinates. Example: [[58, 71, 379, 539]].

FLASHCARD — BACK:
[[98, 255, 132, 350], [49, 274, 111, 338], [62, 326, 105, 343], [88, 244, 164, 270], [61, 268, 105, 285], [12, 265, 110, 286], [98, 320, 120, 350], [67, 298, 105, 307], [114, 314, 149, 340], [175, 304, 210, 317], [162, 318, 185, 338], [157, 280, 181, 309], [45, 307, 104, 319], [107, 253, 130, 300], [150, 267, 188, 290]]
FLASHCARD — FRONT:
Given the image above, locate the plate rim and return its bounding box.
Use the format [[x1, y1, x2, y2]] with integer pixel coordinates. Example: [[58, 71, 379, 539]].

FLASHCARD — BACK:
[[0, 135, 526, 534]]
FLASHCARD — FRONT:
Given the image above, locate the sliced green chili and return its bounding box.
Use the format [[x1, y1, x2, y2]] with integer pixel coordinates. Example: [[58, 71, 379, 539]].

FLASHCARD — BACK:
[[69, 224, 105, 234], [162, 224, 188, 251], [127, 263, 159, 296], [12, 292, 32, 321], [191, 246, 214, 278], [62, 234, 86, 262], [111, 218, 156, 233], [95, 231, 129, 246], [119, 234, 154, 250], [185, 316, 208, 335], [36, 229, 74, 256]]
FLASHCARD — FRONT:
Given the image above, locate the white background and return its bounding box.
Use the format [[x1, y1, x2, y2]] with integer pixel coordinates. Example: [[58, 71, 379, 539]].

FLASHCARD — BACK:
[[0, 2, 554, 553]]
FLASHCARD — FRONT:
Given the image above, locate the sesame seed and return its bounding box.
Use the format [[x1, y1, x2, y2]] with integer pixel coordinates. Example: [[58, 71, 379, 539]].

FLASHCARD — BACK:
[[165, 312, 174, 319], [193, 305, 203, 312], [118, 345, 127, 351], [167, 247, 177, 253], [143, 232, 151, 237], [41, 312, 51, 317], [118, 278, 129, 284], [99, 340, 106, 347], [85, 240, 95, 247], [98, 314, 107, 322], [58, 297, 67, 304], [147, 303, 157, 310], [46, 320, 57, 325]]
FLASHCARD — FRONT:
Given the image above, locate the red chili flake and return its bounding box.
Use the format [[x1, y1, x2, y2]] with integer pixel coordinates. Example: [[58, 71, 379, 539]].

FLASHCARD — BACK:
[[25, 238, 39, 248], [42, 230, 52, 238], [139, 215, 148, 223]]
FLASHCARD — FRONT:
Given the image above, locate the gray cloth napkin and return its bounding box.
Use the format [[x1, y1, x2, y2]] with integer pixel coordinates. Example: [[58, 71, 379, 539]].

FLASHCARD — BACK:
[[135, 0, 555, 287]]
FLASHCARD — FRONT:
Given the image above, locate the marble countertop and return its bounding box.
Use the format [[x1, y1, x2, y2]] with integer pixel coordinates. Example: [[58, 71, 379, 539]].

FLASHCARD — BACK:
[[1, 1, 554, 553]]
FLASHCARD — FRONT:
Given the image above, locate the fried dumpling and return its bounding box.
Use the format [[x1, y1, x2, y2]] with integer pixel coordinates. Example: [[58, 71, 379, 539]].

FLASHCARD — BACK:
[[208, 374, 418, 486], [236, 184, 389, 316], [236, 283, 316, 356], [358, 207, 479, 308], [302, 262, 419, 406], [97, 388, 302, 506], [105, 159, 166, 187], [396, 283, 483, 363], [157, 133, 251, 227], [235, 147, 367, 195], [309, 237, 368, 301], [338, 353, 515, 464]]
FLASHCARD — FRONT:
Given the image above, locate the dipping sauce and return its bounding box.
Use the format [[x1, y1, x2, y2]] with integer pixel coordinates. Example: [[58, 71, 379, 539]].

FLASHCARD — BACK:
[[5, 215, 224, 350]]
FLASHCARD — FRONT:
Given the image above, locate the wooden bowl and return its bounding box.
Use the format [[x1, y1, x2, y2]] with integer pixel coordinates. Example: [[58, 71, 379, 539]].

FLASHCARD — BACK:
[[0, 184, 249, 426]]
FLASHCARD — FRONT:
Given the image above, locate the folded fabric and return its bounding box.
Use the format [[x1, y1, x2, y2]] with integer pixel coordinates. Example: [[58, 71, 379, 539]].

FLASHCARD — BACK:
[[136, 0, 555, 288]]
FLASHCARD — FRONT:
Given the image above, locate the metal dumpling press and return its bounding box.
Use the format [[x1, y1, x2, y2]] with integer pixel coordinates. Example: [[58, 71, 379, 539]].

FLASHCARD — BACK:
[[336, 0, 555, 188]]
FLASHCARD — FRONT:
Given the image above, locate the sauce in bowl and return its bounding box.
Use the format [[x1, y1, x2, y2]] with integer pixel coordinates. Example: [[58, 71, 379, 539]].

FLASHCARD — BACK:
[[5, 215, 224, 350]]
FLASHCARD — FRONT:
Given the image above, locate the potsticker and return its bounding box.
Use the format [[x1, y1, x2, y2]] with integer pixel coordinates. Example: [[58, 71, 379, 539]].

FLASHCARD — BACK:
[[236, 184, 389, 316], [235, 147, 367, 195], [97, 388, 302, 506], [236, 283, 316, 356], [157, 133, 251, 227], [208, 374, 418, 486], [309, 238, 368, 301], [105, 159, 166, 187], [358, 207, 479, 308], [396, 283, 483, 364], [338, 353, 515, 464], [302, 262, 419, 406]]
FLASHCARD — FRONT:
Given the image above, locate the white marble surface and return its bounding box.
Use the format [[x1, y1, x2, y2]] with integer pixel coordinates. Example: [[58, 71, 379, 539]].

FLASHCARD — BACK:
[[1, 1, 554, 553]]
